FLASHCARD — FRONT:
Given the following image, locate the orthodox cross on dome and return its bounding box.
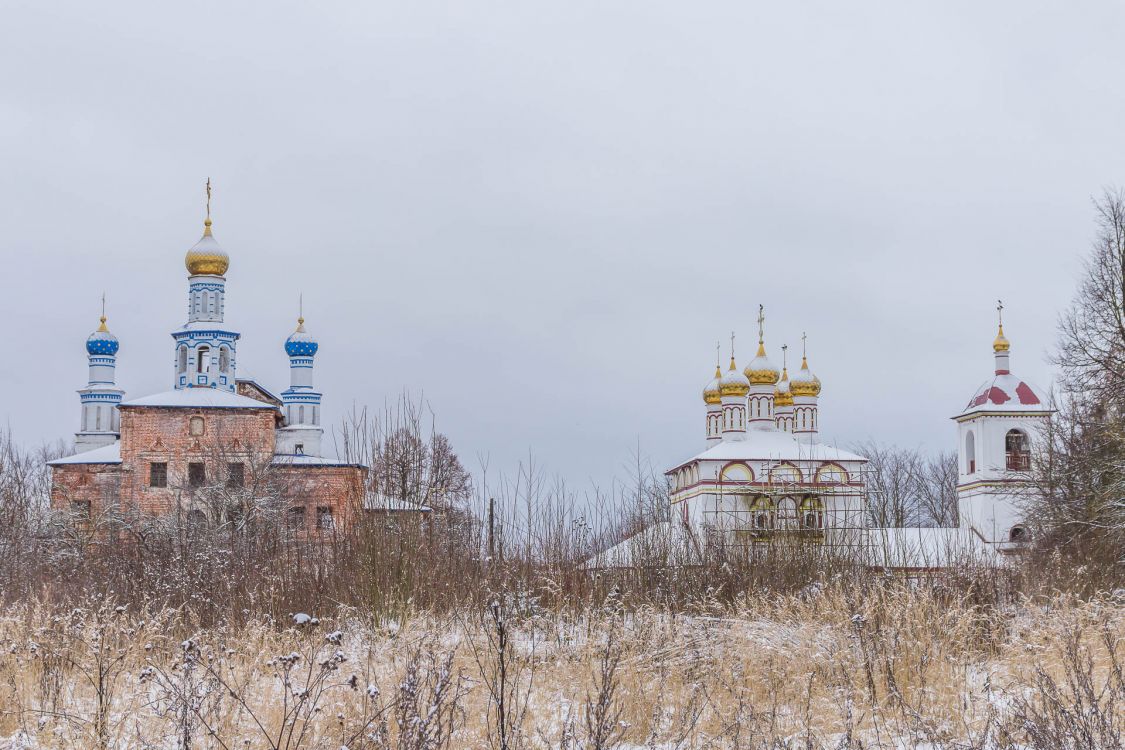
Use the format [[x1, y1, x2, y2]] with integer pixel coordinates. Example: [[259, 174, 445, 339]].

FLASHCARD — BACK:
[[299, 292, 304, 325], [781, 343, 788, 370], [729, 330, 737, 369], [801, 332, 807, 358], [997, 299, 1003, 325], [757, 304, 765, 345], [98, 292, 108, 331], [715, 340, 721, 369], [203, 178, 214, 236]]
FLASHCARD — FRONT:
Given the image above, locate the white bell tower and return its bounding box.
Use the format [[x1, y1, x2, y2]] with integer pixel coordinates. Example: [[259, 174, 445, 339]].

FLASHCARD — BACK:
[[954, 303, 1050, 549]]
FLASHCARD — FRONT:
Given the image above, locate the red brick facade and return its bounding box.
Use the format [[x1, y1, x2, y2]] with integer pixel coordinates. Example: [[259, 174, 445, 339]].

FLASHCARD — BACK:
[[50, 404, 366, 532]]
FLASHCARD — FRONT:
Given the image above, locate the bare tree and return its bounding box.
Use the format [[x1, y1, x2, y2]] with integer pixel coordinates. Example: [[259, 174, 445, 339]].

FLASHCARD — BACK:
[[1025, 190, 1125, 569]]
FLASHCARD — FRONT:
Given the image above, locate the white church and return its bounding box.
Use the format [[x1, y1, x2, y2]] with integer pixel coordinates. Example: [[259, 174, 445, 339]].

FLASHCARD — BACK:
[[590, 306, 1050, 572]]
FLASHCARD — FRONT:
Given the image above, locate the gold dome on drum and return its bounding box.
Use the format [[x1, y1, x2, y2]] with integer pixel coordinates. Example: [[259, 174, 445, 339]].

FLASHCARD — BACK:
[[774, 367, 794, 406], [185, 219, 230, 276], [703, 364, 722, 405], [789, 355, 822, 397], [993, 323, 1010, 353], [744, 342, 781, 385]]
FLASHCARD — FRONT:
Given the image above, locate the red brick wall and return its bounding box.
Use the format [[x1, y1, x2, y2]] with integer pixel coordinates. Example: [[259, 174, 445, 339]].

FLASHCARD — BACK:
[[118, 405, 278, 515], [271, 464, 366, 534], [50, 463, 123, 516], [51, 405, 368, 533]]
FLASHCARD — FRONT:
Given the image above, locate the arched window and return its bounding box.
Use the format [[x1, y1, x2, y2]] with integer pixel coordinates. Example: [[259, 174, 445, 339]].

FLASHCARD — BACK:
[[747, 496, 775, 531], [298, 405, 306, 424], [219, 346, 230, 373], [815, 463, 849, 484], [95, 407, 102, 431], [776, 496, 798, 529], [189, 416, 204, 436], [800, 496, 825, 530], [197, 346, 210, 374], [1005, 430, 1030, 471], [965, 431, 976, 474], [201, 291, 209, 314], [177, 345, 188, 374], [1009, 525, 1028, 543]]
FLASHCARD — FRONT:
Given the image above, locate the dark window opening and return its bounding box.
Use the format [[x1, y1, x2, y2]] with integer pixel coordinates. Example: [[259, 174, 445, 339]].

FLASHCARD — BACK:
[[71, 500, 91, 517], [294, 443, 304, 455], [316, 506, 334, 530], [188, 462, 206, 487], [287, 506, 306, 531], [1009, 525, 1028, 542], [227, 463, 244, 488], [150, 462, 168, 488]]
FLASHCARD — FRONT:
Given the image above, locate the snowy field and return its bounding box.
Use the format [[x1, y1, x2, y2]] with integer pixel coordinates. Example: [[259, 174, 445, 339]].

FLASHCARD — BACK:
[[0, 586, 1121, 749]]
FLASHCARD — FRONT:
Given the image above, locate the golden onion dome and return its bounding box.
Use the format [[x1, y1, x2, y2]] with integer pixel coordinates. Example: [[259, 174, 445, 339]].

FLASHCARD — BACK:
[[185, 218, 230, 276], [774, 367, 794, 407], [789, 355, 822, 397], [743, 342, 781, 385], [702, 364, 722, 405], [719, 357, 751, 397], [993, 323, 1010, 353]]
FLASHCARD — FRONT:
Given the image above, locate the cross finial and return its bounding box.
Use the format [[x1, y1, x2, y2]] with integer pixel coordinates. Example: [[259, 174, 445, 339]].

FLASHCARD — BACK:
[[203, 178, 214, 236], [997, 299, 1004, 326], [782, 343, 788, 370], [729, 330, 737, 369], [298, 292, 304, 325], [757, 304, 765, 345], [715, 340, 721, 368], [801, 332, 807, 360], [100, 291, 106, 320]]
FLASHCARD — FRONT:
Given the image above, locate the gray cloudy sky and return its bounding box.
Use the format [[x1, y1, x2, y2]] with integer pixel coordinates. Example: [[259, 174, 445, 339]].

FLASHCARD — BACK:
[[3, 1, 1122, 491]]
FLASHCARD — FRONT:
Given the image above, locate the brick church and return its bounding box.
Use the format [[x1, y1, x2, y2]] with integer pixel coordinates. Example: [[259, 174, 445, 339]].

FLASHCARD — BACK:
[[49, 186, 366, 532]]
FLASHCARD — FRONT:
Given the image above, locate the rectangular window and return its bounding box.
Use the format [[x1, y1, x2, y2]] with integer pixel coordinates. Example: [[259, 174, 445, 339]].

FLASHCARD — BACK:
[[316, 506, 334, 530], [294, 443, 304, 455], [71, 500, 91, 517], [287, 506, 306, 532], [150, 462, 168, 488], [227, 463, 245, 488], [188, 462, 206, 487]]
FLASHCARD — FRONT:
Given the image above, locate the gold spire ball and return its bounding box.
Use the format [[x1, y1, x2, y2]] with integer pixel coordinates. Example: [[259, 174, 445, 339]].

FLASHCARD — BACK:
[[993, 299, 1010, 352], [185, 178, 230, 276]]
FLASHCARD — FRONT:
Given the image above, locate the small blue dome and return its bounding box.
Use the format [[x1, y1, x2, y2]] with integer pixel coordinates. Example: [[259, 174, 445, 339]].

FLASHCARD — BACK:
[[285, 318, 318, 357], [86, 318, 119, 356]]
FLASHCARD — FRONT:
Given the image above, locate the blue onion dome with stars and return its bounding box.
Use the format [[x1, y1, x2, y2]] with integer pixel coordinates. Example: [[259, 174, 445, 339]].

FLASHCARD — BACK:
[[86, 316, 119, 356], [285, 317, 318, 357]]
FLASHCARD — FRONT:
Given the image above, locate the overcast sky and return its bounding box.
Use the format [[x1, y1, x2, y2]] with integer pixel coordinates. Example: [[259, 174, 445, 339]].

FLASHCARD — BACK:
[[3, 1, 1123, 492]]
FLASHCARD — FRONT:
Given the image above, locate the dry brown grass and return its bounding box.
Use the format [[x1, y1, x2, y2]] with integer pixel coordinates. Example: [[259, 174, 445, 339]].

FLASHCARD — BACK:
[[0, 584, 1120, 749]]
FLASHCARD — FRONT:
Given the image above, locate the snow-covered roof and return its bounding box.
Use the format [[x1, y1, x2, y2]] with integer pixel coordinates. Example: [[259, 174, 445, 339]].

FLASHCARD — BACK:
[[958, 372, 1047, 416], [174, 321, 240, 333], [121, 389, 278, 410], [868, 527, 999, 570], [270, 454, 366, 468], [48, 441, 122, 466], [582, 521, 705, 570], [364, 493, 432, 513], [670, 431, 867, 472]]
